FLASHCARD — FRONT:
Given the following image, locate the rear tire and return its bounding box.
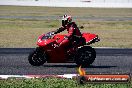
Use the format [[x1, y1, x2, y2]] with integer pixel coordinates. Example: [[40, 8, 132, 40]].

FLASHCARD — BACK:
[[75, 46, 96, 67], [28, 47, 47, 66]]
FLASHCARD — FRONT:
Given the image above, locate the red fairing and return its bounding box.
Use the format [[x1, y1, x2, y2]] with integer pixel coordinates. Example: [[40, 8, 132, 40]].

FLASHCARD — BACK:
[[53, 34, 66, 43], [37, 33, 67, 63], [82, 33, 97, 44], [35, 31, 99, 63], [37, 34, 56, 47]]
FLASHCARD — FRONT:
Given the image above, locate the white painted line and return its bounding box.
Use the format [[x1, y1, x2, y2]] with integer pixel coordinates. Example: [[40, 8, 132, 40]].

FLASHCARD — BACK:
[[0, 74, 78, 79], [58, 74, 78, 79]]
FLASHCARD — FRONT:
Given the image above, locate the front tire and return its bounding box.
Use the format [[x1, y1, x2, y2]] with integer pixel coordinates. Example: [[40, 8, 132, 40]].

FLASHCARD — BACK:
[[28, 48, 47, 66], [75, 46, 96, 67]]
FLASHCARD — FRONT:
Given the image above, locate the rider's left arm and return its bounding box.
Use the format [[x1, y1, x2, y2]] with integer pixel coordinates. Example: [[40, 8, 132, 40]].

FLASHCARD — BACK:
[[54, 27, 65, 34]]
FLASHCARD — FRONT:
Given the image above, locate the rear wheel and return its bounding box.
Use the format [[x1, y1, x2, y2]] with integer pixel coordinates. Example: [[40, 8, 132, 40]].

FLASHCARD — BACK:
[[75, 46, 96, 67], [28, 47, 47, 66]]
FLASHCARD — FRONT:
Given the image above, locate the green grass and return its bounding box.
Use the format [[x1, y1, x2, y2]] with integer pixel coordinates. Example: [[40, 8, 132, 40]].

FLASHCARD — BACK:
[[0, 19, 132, 48], [0, 6, 132, 17], [0, 78, 131, 88], [0, 6, 132, 48]]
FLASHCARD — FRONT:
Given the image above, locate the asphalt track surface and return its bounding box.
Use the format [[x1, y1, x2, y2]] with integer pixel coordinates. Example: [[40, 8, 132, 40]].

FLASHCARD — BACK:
[[0, 48, 132, 75]]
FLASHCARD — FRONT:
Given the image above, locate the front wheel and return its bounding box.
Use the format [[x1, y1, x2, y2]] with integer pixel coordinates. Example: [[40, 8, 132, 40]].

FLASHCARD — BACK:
[[28, 48, 47, 66], [75, 46, 96, 67]]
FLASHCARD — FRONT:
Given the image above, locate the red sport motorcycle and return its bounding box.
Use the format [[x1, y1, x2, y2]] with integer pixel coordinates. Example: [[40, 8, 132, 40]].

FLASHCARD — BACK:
[[28, 31, 100, 67]]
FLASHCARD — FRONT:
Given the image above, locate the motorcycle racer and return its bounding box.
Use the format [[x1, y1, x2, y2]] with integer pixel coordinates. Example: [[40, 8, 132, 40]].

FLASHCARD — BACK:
[[28, 15, 100, 66], [53, 15, 82, 49]]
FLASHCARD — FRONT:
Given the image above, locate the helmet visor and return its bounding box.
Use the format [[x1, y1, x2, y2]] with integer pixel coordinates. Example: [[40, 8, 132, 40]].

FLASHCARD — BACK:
[[62, 19, 68, 27]]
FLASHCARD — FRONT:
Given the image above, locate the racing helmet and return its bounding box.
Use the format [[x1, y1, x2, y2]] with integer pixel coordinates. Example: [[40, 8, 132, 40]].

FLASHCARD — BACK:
[[62, 15, 72, 27]]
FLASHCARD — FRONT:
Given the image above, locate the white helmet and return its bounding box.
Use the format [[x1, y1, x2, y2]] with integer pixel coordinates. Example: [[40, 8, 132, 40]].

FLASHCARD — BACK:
[[62, 15, 72, 27]]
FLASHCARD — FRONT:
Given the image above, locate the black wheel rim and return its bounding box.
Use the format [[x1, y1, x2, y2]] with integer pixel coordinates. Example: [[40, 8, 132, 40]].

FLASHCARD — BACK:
[[78, 50, 92, 63]]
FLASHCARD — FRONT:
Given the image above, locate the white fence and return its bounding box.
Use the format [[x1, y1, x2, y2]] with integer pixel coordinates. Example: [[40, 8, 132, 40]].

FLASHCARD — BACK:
[[0, 0, 132, 8]]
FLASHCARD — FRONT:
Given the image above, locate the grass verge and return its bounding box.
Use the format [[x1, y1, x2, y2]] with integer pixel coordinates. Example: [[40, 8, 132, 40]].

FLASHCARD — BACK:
[[0, 6, 132, 48], [0, 6, 132, 17], [0, 78, 131, 88], [0, 19, 132, 48]]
